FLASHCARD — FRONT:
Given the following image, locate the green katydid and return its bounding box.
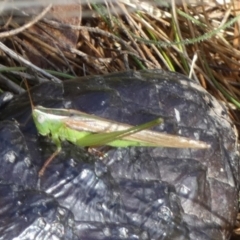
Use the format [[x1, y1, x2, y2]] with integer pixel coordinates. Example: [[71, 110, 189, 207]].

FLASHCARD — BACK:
[[25, 82, 210, 176]]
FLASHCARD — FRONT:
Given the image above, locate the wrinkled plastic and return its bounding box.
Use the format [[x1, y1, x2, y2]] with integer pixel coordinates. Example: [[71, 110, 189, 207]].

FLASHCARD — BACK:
[[0, 69, 238, 240], [0, 91, 14, 110]]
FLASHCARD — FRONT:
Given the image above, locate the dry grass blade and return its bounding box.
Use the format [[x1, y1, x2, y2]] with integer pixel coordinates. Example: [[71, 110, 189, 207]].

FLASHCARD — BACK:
[[0, 4, 52, 38]]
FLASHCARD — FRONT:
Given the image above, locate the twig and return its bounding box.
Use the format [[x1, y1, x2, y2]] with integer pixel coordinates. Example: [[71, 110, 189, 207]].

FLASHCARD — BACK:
[[0, 73, 25, 94], [0, 41, 61, 83], [0, 4, 52, 38], [42, 19, 139, 54]]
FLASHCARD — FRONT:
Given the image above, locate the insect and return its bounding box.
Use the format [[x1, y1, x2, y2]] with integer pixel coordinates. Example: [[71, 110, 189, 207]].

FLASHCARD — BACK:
[[25, 82, 210, 176]]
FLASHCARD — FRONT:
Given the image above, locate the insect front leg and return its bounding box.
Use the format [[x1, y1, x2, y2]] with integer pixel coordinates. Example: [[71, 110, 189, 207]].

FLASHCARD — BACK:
[[38, 136, 62, 176]]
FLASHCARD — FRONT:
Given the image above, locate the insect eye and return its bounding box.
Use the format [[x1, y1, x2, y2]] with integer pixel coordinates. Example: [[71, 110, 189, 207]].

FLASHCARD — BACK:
[[37, 114, 46, 124]]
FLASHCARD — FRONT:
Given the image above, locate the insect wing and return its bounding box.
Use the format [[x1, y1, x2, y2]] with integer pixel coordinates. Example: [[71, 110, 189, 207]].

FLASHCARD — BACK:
[[64, 116, 209, 149], [64, 117, 163, 147]]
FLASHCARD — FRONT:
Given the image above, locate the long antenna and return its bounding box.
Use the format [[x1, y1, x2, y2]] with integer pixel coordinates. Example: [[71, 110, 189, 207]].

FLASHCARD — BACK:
[[24, 80, 35, 110]]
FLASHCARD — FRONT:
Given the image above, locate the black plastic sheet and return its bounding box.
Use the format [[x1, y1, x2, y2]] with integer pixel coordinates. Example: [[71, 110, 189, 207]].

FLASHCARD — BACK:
[[0, 69, 238, 240]]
